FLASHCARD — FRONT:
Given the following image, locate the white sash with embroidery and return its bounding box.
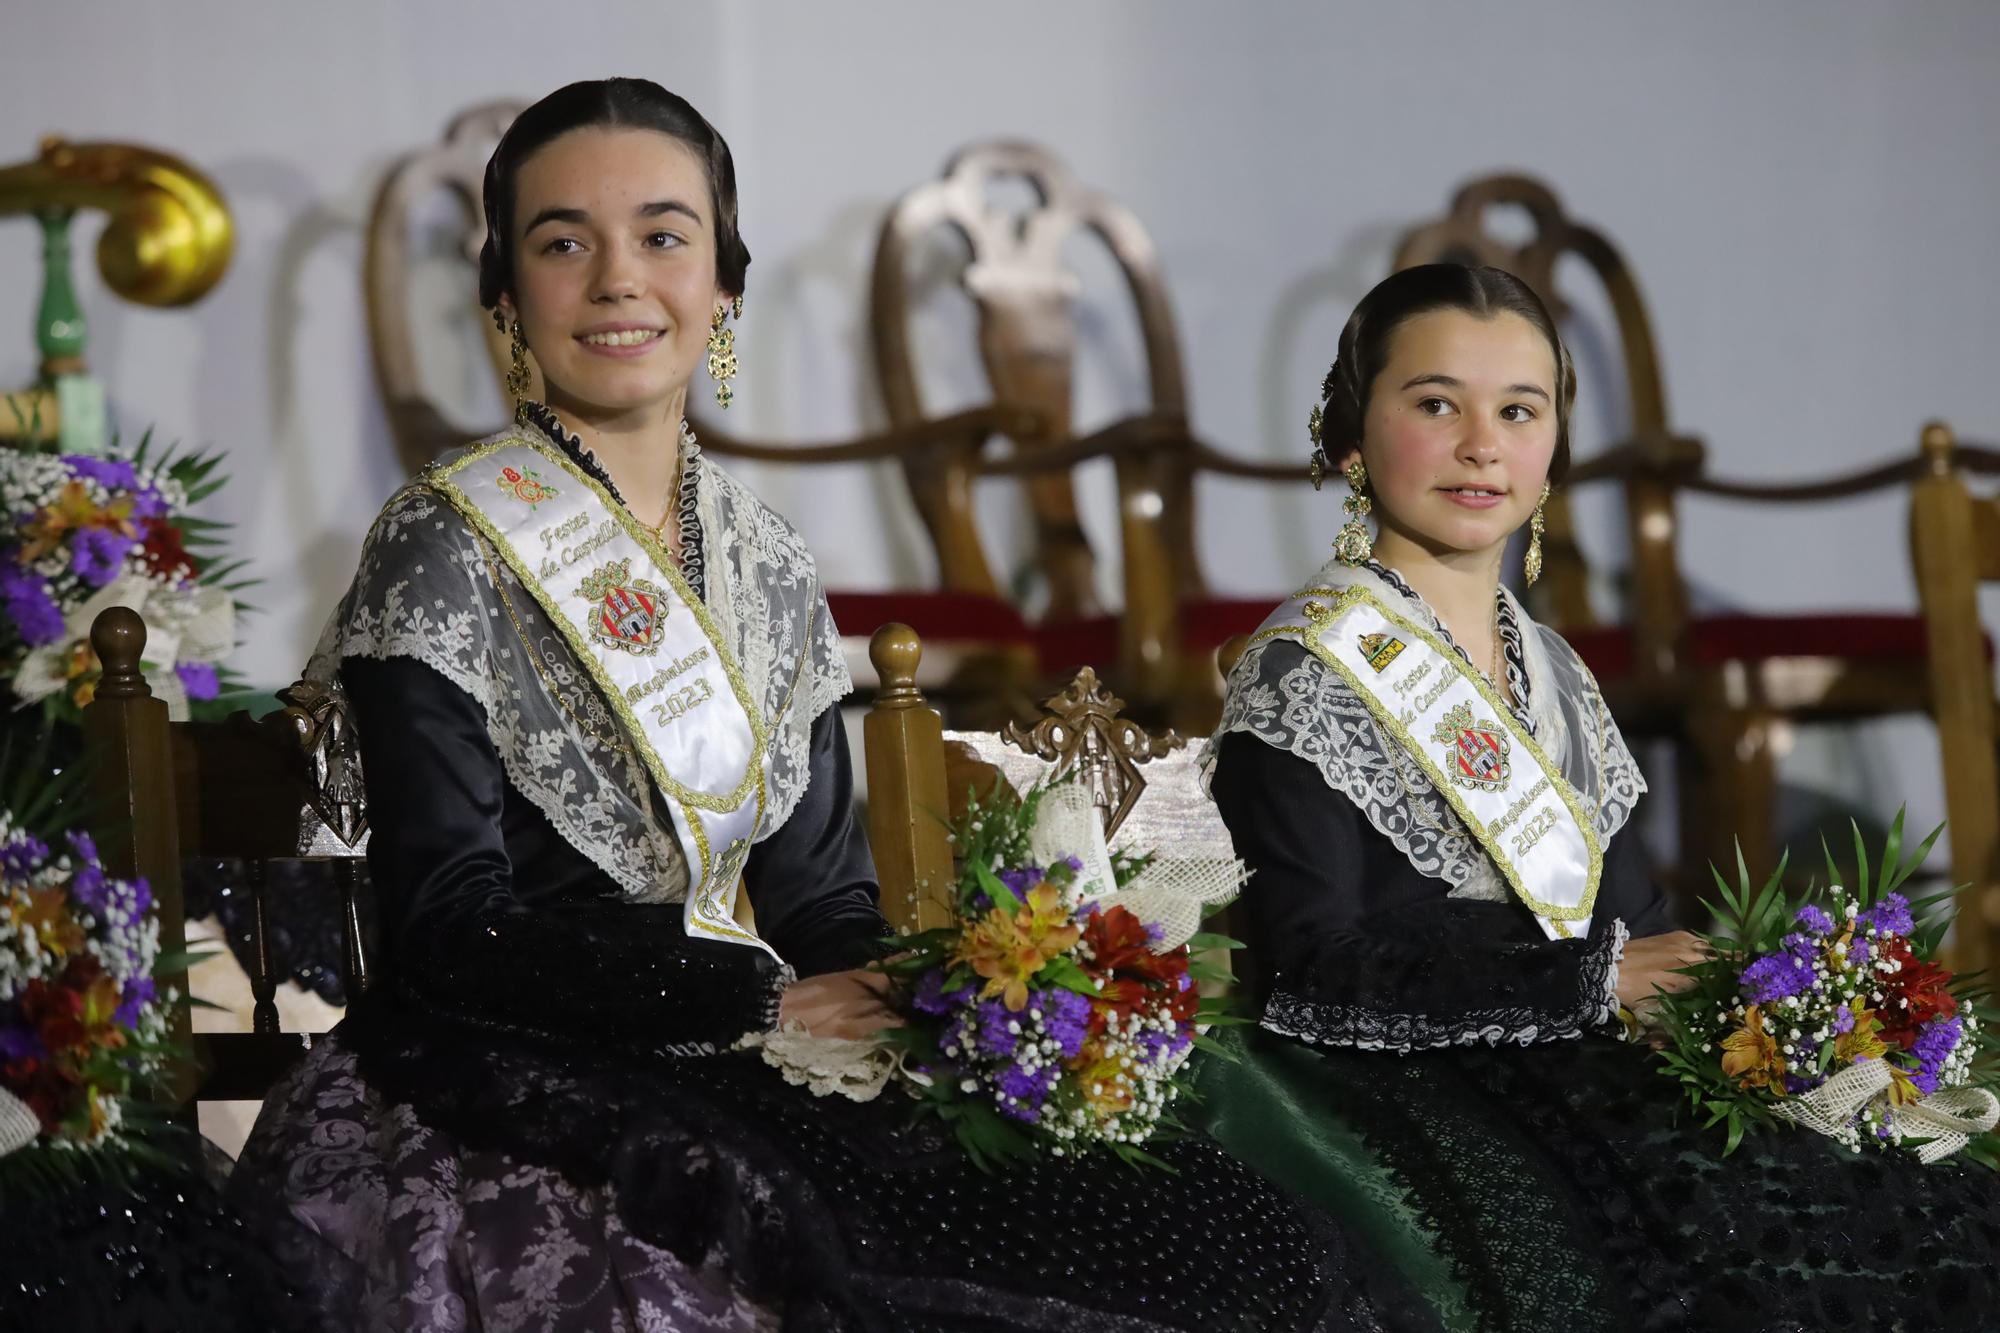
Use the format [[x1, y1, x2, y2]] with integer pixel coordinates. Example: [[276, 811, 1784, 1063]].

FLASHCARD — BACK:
[[1253, 585, 1601, 939], [427, 436, 777, 958]]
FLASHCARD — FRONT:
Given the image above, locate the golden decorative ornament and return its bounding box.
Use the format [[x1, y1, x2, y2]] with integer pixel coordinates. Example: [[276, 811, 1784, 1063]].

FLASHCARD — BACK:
[[505, 318, 532, 405], [1332, 458, 1373, 565], [1524, 480, 1551, 587], [707, 302, 739, 409], [0, 138, 232, 307]]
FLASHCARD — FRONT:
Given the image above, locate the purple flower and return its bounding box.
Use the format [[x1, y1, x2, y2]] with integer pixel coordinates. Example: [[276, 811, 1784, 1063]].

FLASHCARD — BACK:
[[1740, 934, 1819, 1004], [973, 1000, 1020, 1059], [176, 661, 220, 701], [70, 862, 109, 916], [65, 830, 99, 864], [1834, 1004, 1855, 1035], [0, 833, 49, 879], [0, 1025, 43, 1062], [994, 1060, 1060, 1123], [997, 865, 1042, 897], [1910, 1015, 1963, 1096], [0, 566, 66, 646], [127, 875, 152, 918], [912, 969, 973, 1018], [1136, 1027, 1192, 1067], [64, 456, 138, 492], [112, 977, 156, 1029], [1794, 904, 1836, 935], [70, 527, 135, 587], [1860, 894, 1914, 937], [1848, 935, 1872, 968], [1033, 987, 1092, 1060], [1060, 855, 1083, 872]]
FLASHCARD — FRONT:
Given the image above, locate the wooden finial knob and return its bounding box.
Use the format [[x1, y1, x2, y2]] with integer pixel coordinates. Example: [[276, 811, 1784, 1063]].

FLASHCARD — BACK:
[[1217, 633, 1251, 679], [89, 605, 153, 701], [868, 623, 923, 703], [1921, 419, 1956, 470]]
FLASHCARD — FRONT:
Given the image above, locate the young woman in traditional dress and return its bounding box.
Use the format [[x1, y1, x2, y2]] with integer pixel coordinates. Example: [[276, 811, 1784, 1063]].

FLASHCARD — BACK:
[[227, 78, 1408, 1333], [1194, 263, 2000, 1332]]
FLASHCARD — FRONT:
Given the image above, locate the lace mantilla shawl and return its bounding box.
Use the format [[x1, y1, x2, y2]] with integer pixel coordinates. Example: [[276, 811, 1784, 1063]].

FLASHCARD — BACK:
[[1201, 560, 1645, 904], [307, 425, 850, 903]]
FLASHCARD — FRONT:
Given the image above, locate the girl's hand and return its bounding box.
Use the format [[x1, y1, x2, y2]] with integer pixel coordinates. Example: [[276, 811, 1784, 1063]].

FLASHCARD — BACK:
[[1615, 930, 1711, 1008], [778, 968, 904, 1040]]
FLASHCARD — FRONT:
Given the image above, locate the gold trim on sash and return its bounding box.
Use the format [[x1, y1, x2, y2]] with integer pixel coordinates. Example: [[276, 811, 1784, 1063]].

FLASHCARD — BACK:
[[1253, 585, 1602, 937]]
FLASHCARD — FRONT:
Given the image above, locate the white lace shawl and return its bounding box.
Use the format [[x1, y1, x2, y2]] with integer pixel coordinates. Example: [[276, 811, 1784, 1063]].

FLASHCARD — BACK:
[[307, 429, 850, 903], [1199, 560, 1646, 903]]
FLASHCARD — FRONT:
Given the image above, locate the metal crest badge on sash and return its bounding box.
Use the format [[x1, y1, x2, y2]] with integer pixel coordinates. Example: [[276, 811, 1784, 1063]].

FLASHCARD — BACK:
[[581, 558, 668, 657], [1433, 702, 1511, 791]]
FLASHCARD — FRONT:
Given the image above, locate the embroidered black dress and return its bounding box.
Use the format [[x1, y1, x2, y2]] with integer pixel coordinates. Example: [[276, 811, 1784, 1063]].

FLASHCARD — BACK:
[[227, 416, 1407, 1333], [1192, 565, 2000, 1333]]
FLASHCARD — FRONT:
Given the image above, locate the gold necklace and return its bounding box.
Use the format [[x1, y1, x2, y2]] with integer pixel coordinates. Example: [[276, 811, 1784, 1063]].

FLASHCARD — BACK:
[[1487, 596, 1506, 702]]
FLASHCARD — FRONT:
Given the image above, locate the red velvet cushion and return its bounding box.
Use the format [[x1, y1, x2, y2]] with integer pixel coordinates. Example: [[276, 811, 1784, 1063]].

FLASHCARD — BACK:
[[1180, 597, 1280, 650], [1035, 614, 1122, 675], [825, 590, 1033, 644], [1561, 612, 1974, 683], [1036, 599, 1284, 674]]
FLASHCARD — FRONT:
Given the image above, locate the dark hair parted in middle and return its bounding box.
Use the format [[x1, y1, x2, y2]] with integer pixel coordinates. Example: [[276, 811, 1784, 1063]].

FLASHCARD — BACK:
[[1319, 263, 1576, 484], [477, 77, 752, 309]]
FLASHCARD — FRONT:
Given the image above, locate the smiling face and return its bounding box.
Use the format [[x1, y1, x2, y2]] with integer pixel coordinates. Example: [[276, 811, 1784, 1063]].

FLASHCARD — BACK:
[[1345, 308, 1559, 561], [498, 126, 727, 426]]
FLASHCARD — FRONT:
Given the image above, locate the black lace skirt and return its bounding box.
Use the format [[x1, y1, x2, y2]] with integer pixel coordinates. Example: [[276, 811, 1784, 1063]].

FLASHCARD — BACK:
[[0, 1135, 295, 1333], [1196, 1026, 2000, 1333], [228, 1002, 1424, 1333]]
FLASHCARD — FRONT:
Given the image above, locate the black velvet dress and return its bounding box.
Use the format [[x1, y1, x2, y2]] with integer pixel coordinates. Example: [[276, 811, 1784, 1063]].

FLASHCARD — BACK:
[[1193, 642, 2000, 1333], [226, 422, 1412, 1333]]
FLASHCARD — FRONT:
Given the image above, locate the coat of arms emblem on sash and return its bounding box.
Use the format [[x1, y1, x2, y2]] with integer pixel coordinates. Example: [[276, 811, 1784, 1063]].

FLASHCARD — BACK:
[[580, 558, 668, 656], [497, 464, 559, 510], [1431, 701, 1511, 791]]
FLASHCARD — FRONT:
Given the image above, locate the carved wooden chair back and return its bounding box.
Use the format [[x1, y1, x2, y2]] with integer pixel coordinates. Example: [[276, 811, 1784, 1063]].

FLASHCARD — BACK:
[[365, 100, 527, 476], [863, 623, 1223, 935], [82, 607, 370, 1105], [1394, 174, 1692, 678], [871, 141, 1198, 629], [1911, 421, 2000, 970]]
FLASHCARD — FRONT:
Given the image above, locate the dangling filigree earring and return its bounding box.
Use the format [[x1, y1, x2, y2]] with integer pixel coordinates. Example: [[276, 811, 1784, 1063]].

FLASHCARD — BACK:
[[707, 298, 742, 408], [499, 311, 532, 408], [1307, 404, 1329, 490], [1332, 459, 1373, 565], [1523, 481, 1551, 586]]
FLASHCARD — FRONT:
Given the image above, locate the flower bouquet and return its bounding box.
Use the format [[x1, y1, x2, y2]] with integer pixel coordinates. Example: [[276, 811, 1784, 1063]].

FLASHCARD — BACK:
[[1653, 813, 2000, 1164], [876, 781, 1242, 1168], [0, 755, 184, 1189], [0, 434, 243, 723]]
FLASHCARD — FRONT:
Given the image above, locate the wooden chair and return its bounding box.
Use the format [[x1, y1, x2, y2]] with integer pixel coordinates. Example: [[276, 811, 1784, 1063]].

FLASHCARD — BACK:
[[364, 106, 1049, 719], [871, 141, 1294, 716], [1396, 173, 1960, 895], [1910, 421, 2000, 971], [862, 621, 1228, 934], [82, 606, 371, 1108]]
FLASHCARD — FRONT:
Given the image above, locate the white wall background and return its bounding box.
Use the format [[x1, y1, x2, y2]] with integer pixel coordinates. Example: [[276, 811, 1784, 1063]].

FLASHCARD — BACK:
[[3, 0, 1998, 854]]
